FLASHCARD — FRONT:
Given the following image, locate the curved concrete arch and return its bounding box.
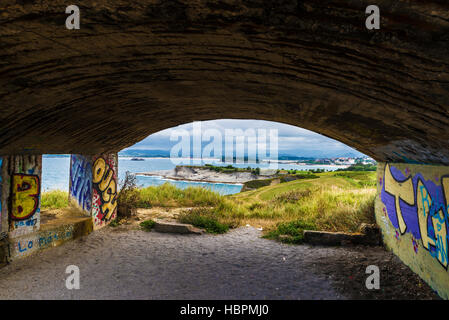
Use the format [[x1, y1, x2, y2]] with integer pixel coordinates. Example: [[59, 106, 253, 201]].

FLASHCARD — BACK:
[[1, 0, 449, 163]]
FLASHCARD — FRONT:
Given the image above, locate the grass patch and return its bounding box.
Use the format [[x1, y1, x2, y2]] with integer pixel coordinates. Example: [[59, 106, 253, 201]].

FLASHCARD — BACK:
[[109, 219, 120, 227], [273, 189, 312, 203], [41, 190, 68, 210], [137, 183, 223, 208], [140, 219, 156, 231], [336, 163, 377, 172], [243, 179, 273, 190], [40, 170, 377, 243], [178, 208, 235, 234], [228, 171, 377, 235], [263, 220, 316, 244]]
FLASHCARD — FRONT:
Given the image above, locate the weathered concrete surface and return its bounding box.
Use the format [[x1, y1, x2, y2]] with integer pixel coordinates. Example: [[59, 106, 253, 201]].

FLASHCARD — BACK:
[[0, 227, 438, 299], [1, 1, 449, 164], [304, 224, 381, 246], [9, 214, 93, 260], [153, 219, 205, 234]]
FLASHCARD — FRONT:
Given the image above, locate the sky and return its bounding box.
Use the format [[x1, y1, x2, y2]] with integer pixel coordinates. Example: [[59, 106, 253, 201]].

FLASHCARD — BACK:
[[124, 119, 366, 158]]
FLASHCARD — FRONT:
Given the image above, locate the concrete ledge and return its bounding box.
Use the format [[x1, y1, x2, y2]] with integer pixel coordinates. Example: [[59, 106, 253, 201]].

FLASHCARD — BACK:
[[303, 230, 364, 246], [304, 224, 381, 246], [0, 238, 9, 267], [153, 220, 204, 235], [8, 217, 93, 260]]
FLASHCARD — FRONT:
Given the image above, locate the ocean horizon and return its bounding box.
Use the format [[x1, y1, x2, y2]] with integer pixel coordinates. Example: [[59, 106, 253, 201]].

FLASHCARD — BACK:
[[42, 156, 346, 195]]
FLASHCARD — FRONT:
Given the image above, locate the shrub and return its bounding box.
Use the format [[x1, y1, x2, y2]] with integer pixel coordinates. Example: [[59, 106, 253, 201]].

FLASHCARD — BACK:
[[178, 208, 232, 234], [264, 220, 316, 244], [117, 171, 140, 218], [140, 219, 156, 231], [243, 179, 272, 190]]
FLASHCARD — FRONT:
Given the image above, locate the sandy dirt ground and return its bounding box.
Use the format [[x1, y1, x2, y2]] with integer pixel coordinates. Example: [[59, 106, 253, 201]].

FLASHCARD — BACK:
[[0, 225, 439, 300]]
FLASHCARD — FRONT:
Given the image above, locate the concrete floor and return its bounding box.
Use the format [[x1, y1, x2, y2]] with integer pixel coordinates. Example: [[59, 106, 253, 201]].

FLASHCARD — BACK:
[[0, 226, 439, 299]]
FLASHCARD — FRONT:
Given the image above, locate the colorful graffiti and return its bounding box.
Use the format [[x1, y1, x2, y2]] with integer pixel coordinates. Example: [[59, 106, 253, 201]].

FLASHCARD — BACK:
[[11, 174, 40, 221], [70, 155, 92, 212], [7, 155, 42, 235], [381, 164, 449, 268], [92, 156, 117, 226]]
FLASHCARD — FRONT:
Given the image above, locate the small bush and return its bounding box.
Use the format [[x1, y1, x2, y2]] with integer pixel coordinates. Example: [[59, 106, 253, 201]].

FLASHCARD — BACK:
[[109, 219, 120, 227], [140, 219, 156, 231], [178, 208, 232, 234], [117, 171, 141, 218], [264, 220, 316, 244], [243, 179, 272, 190]]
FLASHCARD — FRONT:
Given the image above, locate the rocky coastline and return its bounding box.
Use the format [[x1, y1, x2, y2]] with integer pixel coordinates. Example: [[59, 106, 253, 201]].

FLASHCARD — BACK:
[[136, 166, 274, 184]]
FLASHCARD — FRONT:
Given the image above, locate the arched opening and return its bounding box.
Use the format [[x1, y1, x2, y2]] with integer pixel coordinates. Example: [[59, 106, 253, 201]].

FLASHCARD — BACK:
[[38, 119, 376, 239], [1, 0, 448, 299], [9, 119, 437, 299]]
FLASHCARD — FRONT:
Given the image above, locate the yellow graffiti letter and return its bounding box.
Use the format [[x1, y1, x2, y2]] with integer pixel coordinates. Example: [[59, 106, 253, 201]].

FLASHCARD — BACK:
[[11, 174, 40, 220], [384, 164, 415, 234], [92, 158, 106, 184]]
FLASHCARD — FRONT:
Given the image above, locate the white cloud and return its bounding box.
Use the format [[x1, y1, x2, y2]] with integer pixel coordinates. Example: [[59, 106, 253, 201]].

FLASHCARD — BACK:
[[126, 119, 365, 157]]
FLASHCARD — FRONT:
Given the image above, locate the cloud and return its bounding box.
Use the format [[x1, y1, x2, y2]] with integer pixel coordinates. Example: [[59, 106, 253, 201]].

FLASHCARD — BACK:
[[124, 119, 365, 157]]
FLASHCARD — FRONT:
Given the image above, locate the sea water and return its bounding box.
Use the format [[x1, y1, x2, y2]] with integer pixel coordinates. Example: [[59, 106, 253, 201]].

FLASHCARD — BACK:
[[42, 156, 343, 195]]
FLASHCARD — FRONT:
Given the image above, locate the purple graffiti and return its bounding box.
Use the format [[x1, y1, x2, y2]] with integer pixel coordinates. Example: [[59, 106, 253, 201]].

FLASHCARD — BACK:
[[381, 164, 449, 268], [70, 155, 92, 212]]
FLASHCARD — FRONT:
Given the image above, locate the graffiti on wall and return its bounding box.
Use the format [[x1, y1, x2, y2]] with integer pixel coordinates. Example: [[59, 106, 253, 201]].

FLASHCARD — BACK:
[[11, 174, 40, 221], [70, 155, 92, 212], [92, 156, 117, 226], [14, 228, 73, 256], [3, 155, 42, 235], [381, 164, 449, 268]]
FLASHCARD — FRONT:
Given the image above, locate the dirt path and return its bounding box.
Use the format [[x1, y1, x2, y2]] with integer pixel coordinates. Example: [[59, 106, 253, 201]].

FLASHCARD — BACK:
[[0, 226, 439, 300]]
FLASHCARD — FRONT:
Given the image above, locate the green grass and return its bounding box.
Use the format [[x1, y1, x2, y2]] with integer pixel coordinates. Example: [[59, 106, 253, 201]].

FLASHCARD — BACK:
[[109, 219, 120, 227], [140, 219, 156, 231], [263, 220, 317, 244], [243, 179, 273, 190], [174, 171, 376, 239], [336, 163, 377, 172], [41, 190, 68, 210], [40, 171, 377, 243], [178, 208, 236, 234], [136, 183, 223, 208], [227, 171, 376, 233], [178, 208, 234, 234]]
